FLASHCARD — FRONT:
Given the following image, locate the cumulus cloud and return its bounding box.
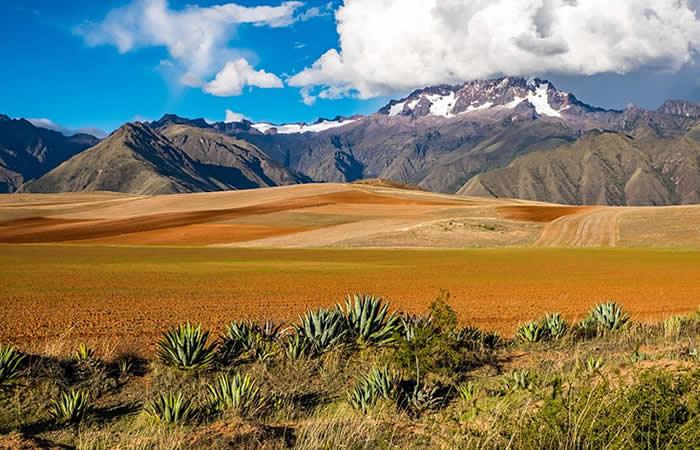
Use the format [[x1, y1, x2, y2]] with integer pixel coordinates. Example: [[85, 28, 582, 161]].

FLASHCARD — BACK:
[[289, 0, 700, 100], [224, 109, 247, 123], [77, 0, 302, 95], [204, 59, 283, 96]]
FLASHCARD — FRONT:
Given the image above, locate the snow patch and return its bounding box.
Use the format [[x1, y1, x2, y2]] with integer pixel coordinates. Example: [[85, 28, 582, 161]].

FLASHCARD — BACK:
[[527, 84, 561, 117], [388, 101, 406, 116], [465, 101, 493, 112], [426, 92, 456, 117], [251, 118, 357, 134]]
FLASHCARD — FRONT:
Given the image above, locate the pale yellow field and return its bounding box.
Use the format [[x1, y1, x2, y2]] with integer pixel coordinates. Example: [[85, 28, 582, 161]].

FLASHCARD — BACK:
[[2, 183, 699, 248]]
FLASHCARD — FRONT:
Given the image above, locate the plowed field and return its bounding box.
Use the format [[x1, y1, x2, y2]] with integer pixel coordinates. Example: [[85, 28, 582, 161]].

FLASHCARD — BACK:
[[2, 245, 699, 354]]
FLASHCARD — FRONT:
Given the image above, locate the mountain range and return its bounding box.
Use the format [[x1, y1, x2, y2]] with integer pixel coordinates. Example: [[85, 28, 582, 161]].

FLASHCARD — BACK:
[[7, 77, 700, 205]]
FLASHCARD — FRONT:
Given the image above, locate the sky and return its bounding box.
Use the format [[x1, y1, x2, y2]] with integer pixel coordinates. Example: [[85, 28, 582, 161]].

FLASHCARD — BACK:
[[2, 0, 700, 136]]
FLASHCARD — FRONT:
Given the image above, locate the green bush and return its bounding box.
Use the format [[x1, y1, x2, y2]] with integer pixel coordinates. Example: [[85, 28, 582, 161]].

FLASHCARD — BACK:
[[341, 294, 400, 347], [206, 372, 264, 416], [0, 344, 25, 387], [144, 391, 194, 425], [156, 322, 215, 370], [49, 389, 92, 424]]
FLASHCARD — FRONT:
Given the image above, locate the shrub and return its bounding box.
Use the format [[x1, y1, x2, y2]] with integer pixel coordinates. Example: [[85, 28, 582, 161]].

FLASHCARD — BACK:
[[144, 391, 194, 425], [206, 373, 264, 416], [587, 302, 629, 333], [516, 321, 547, 343], [341, 294, 400, 347], [156, 323, 215, 370], [347, 366, 398, 412], [49, 389, 92, 424], [542, 313, 568, 340], [663, 315, 687, 339], [0, 344, 25, 387], [295, 307, 347, 355]]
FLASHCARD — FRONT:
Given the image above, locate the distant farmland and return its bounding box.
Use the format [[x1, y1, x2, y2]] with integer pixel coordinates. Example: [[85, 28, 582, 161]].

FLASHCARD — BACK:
[[2, 244, 699, 353]]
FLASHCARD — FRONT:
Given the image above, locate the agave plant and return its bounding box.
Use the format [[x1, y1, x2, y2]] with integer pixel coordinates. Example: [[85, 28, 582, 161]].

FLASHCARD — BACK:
[[144, 391, 194, 425], [0, 344, 25, 387], [588, 302, 629, 333], [283, 333, 311, 359], [452, 326, 483, 350], [49, 389, 92, 424], [294, 307, 347, 355], [503, 370, 534, 391], [584, 355, 604, 373], [206, 372, 264, 416], [74, 343, 96, 362], [542, 313, 569, 340], [398, 382, 443, 417], [340, 294, 400, 347], [516, 321, 547, 343], [156, 323, 215, 370], [347, 366, 399, 412], [399, 313, 433, 342], [219, 320, 281, 363]]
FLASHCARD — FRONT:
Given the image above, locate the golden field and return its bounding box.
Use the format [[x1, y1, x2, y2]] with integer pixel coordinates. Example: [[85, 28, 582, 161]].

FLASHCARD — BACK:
[[1, 244, 699, 353], [2, 183, 700, 354]]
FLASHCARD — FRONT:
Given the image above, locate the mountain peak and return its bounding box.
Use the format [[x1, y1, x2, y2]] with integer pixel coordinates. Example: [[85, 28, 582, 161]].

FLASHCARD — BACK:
[[151, 114, 211, 130], [378, 76, 605, 119], [657, 100, 700, 118]]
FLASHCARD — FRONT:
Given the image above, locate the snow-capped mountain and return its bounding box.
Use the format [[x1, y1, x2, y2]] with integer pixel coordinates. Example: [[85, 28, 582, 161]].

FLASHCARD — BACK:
[[378, 77, 608, 119]]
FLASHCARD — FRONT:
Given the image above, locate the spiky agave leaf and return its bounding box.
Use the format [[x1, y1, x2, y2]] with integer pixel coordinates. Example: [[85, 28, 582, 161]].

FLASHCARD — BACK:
[[0, 344, 25, 387], [456, 381, 480, 401], [398, 382, 443, 417], [206, 373, 264, 416], [399, 313, 434, 342], [347, 366, 398, 412], [49, 389, 92, 424], [144, 391, 194, 425], [341, 294, 400, 347], [588, 302, 629, 333], [156, 322, 215, 370], [542, 313, 569, 340], [283, 333, 311, 359], [515, 321, 547, 343], [294, 307, 347, 355]]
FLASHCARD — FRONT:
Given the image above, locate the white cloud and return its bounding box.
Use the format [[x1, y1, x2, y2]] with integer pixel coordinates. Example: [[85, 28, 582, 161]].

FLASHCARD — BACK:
[[77, 0, 302, 94], [204, 59, 283, 96], [289, 0, 700, 99], [224, 109, 247, 123], [28, 118, 108, 138]]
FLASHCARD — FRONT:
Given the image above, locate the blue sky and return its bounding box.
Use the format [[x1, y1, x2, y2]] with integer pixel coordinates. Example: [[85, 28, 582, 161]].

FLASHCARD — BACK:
[[1, 0, 700, 135]]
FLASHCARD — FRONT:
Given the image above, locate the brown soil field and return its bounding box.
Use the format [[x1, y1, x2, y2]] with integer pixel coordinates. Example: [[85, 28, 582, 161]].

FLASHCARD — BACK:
[[2, 183, 700, 248], [1, 245, 699, 354]]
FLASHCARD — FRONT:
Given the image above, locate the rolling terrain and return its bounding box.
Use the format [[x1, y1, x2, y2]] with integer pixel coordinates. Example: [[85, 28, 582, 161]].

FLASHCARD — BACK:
[[2, 183, 700, 248]]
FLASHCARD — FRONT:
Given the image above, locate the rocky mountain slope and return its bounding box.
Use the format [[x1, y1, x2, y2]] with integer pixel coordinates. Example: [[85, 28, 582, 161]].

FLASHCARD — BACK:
[[0, 115, 98, 192], [220, 77, 700, 204], [7, 77, 700, 204], [23, 120, 305, 195]]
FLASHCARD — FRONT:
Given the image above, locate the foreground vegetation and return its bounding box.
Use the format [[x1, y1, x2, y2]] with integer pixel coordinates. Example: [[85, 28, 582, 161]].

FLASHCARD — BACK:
[[2, 292, 700, 448]]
